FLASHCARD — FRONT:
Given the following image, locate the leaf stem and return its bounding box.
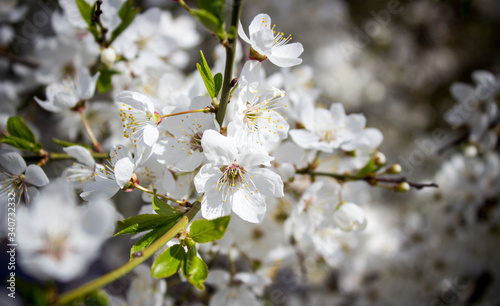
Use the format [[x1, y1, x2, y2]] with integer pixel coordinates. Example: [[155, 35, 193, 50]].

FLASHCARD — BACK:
[[178, 0, 192, 13], [56, 201, 201, 305], [215, 0, 243, 127], [135, 184, 185, 205], [161, 107, 213, 119], [79, 110, 102, 152]]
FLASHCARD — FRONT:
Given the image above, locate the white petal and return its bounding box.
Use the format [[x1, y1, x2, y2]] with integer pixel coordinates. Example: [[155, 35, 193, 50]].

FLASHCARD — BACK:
[[201, 130, 237, 167], [248, 13, 271, 36], [289, 129, 320, 150], [161, 169, 176, 194], [63, 146, 95, 168], [272, 42, 304, 58], [115, 91, 155, 114], [24, 165, 49, 187], [76, 68, 99, 100], [249, 168, 284, 197], [194, 164, 220, 193], [231, 189, 266, 223], [201, 186, 232, 220], [34, 96, 62, 113], [143, 123, 159, 146], [267, 55, 302, 68], [114, 158, 135, 188], [237, 20, 251, 44], [237, 153, 273, 168], [0, 151, 26, 175], [53, 92, 79, 109], [81, 179, 120, 200], [334, 203, 367, 232]]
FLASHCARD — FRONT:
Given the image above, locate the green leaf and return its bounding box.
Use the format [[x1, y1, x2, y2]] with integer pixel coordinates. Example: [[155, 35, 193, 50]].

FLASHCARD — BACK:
[[152, 194, 182, 217], [110, 0, 140, 45], [196, 0, 225, 23], [189, 215, 231, 243], [151, 244, 186, 278], [76, 0, 93, 25], [115, 213, 182, 236], [97, 68, 121, 93], [78, 290, 109, 306], [129, 225, 172, 259], [0, 135, 42, 152], [53, 138, 91, 149], [227, 25, 237, 40], [213, 73, 223, 98], [182, 245, 208, 289], [357, 158, 376, 177], [7, 116, 38, 143], [197, 50, 215, 98], [191, 9, 219, 34]]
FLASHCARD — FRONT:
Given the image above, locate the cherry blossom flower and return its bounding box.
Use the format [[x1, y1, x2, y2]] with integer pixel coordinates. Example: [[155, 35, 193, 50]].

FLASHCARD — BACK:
[[333, 202, 367, 232], [17, 180, 116, 281], [115, 91, 162, 150], [238, 13, 303, 67], [194, 130, 284, 223], [80, 145, 139, 200], [228, 61, 289, 152], [34, 68, 100, 113], [62, 146, 95, 188], [0, 151, 49, 203]]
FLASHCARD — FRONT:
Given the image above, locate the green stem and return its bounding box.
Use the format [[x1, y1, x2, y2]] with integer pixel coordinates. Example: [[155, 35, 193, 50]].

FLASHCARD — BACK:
[[134, 184, 185, 205], [161, 107, 212, 118], [215, 0, 244, 127], [57, 201, 201, 305], [178, 0, 192, 13]]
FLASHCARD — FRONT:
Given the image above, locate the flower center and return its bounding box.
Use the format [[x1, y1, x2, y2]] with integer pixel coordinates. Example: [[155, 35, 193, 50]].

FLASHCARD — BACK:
[[218, 163, 246, 190], [189, 132, 203, 152]]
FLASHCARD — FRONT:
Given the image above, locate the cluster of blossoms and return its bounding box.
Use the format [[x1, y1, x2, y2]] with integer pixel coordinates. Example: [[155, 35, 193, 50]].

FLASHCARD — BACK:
[[4, 0, 497, 304]]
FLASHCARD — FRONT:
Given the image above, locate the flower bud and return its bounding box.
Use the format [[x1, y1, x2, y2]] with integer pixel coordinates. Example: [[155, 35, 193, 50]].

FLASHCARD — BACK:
[[394, 182, 410, 192], [387, 164, 402, 174], [374, 152, 386, 165], [464, 144, 478, 157], [101, 47, 116, 67], [334, 202, 367, 232]]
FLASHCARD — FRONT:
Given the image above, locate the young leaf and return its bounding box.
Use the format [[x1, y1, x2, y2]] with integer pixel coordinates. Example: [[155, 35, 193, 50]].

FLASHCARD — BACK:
[[182, 245, 209, 289], [115, 213, 182, 236], [75, 0, 93, 26], [197, 50, 215, 98], [189, 215, 231, 243], [213, 73, 223, 98], [151, 244, 186, 278], [0, 136, 43, 152], [152, 195, 182, 217], [191, 9, 219, 34], [97, 68, 121, 93], [110, 0, 140, 45], [357, 158, 376, 177], [53, 138, 91, 149], [7, 116, 38, 144]]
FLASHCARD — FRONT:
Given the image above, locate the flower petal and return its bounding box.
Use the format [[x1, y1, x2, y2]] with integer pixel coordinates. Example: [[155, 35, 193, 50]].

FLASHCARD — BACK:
[[0, 151, 26, 175], [143, 123, 159, 147], [24, 165, 49, 187], [248, 13, 271, 36], [201, 185, 232, 220], [272, 42, 304, 58], [114, 158, 135, 188], [81, 179, 120, 200], [267, 55, 302, 68], [231, 189, 266, 223], [63, 146, 95, 168], [201, 130, 237, 167], [249, 168, 284, 197]]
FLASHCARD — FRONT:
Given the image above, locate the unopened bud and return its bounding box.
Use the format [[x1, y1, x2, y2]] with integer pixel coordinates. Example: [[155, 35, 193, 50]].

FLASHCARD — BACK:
[[374, 152, 386, 165], [387, 164, 402, 174], [101, 47, 116, 67], [394, 182, 410, 192], [464, 144, 478, 157]]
